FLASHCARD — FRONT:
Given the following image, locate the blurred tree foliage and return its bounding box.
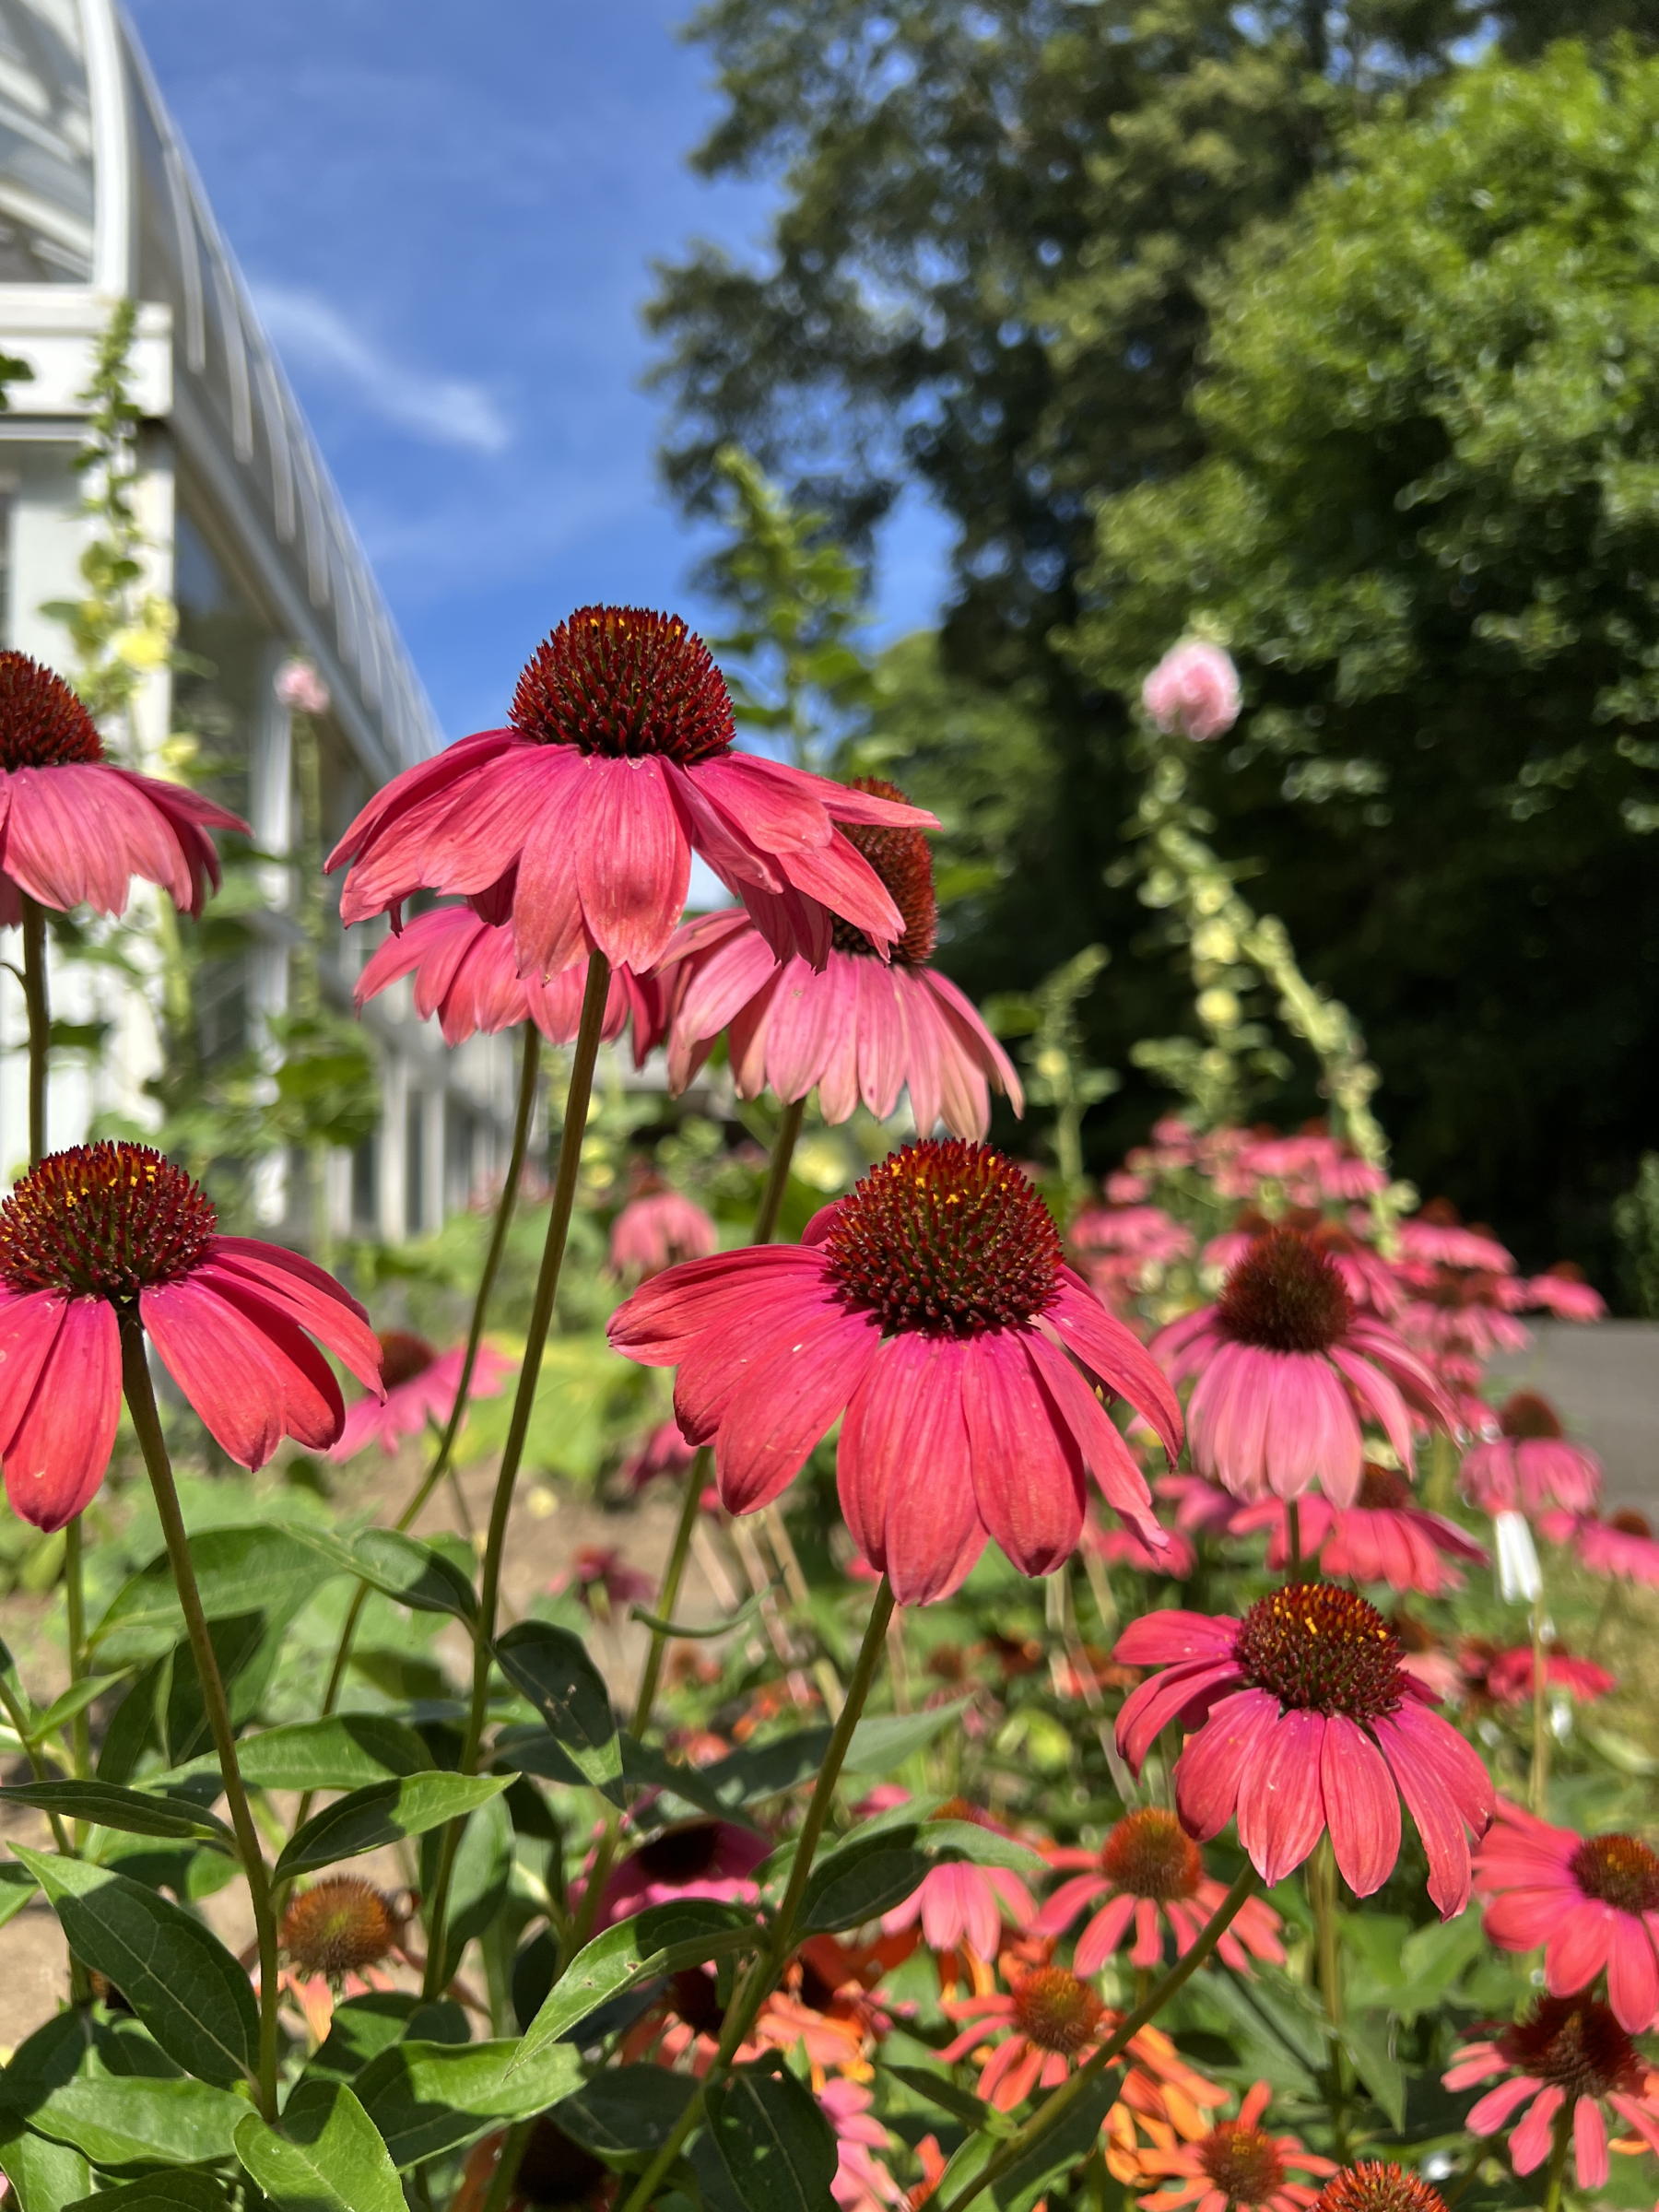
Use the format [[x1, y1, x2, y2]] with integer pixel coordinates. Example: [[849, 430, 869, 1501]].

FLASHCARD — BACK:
[[651, 6, 1659, 1275], [1075, 42, 1659, 1272]]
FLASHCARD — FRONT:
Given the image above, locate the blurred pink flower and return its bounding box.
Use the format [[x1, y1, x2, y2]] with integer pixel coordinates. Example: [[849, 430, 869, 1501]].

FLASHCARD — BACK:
[[1483, 1644, 1615, 1708], [331, 1329, 512, 1460], [1476, 1799, 1659, 2032], [1234, 1467, 1487, 1596], [596, 1818, 769, 1929], [554, 1545, 653, 1616], [275, 657, 330, 716], [1524, 1263, 1606, 1322], [1541, 1507, 1659, 1587], [879, 1799, 1036, 1960], [607, 1186, 720, 1283], [1141, 640, 1241, 742], [1038, 1806, 1285, 1976], [1461, 1393, 1602, 1516], [1446, 1995, 1659, 2196]]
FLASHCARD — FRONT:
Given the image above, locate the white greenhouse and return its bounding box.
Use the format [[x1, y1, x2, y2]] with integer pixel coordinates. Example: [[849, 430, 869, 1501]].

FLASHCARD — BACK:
[[0, 0, 517, 1240]]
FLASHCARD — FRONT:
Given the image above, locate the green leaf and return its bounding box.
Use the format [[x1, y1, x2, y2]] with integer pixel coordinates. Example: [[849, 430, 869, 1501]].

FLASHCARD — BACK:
[[93, 1527, 347, 1653], [303, 1995, 470, 2084], [511, 1902, 759, 2074], [64, 2175, 230, 2212], [879, 2064, 1006, 2135], [162, 1715, 430, 1794], [274, 1771, 512, 1879], [31, 1676, 128, 1739], [11, 1849, 257, 2088], [842, 1701, 971, 1772], [1340, 2018, 1406, 2133], [932, 2070, 1119, 2211], [492, 1621, 621, 1805], [6, 2077, 247, 2170], [351, 2039, 583, 2169], [233, 2080, 403, 2212], [341, 1529, 477, 1623], [799, 1840, 929, 1933], [699, 1729, 833, 1809], [548, 2067, 697, 2164], [0, 1782, 232, 1846], [0, 1860, 40, 1930], [693, 2065, 837, 2212], [0, 2119, 90, 2212], [629, 1593, 766, 1641]]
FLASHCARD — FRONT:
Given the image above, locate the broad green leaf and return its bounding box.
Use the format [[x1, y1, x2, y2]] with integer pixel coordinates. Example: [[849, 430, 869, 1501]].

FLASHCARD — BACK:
[[1341, 2018, 1406, 2133], [878, 2064, 1009, 2135], [161, 1715, 430, 1794], [274, 1772, 511, 1879], [511, 1902, 759, 2073], [493, 1621, 621, 1804], [0, 1860, 39, 1930], [0, 2118, 89, 2212], [345, 1529, 477, 1622], [93, 1527, 345, 1652], [842, 1701, 971, 1772], [924, 1818, 1043, 1874], [693, 2065, 837, 2212], [12, 1849, 257, 2088], [799, 1841, 929, 1934], [352, 2038, 583, 2168], [419, 1787, 510, 1955], [8, 2077, 247, 2169], [65, 2176, 229, 2212], [0, 1782, 231, 1846], [233, 2080, 403, 2212], [549, 2067, 697, 2163], [303, 1994, 469, 2084], [699, 1729, 833, 1809]]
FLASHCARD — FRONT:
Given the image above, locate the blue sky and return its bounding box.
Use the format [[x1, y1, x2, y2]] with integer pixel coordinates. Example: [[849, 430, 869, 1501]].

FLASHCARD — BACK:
[[124, 0, 949, 741]]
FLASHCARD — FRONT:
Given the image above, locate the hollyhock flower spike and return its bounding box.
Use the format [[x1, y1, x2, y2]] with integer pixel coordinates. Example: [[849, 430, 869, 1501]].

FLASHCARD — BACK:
[[354, 901, 659, 1053], [1476, 1799, 1659, 2032], [0, 1143, 382, 1530], [1155, 1227, 1456, 1506], [1142, 640, 1241, 743], [1114, 1581, 1494, 1914], [608, 1138, 1183, 1605], [654, 777, 1021, 1138], [1445, 1994, 1659, 2197], [1461, 1392, 1602, 1516], [1125, 2082, 1335, 2212], [330, 1329, 512, 1460], [1233, 1466, 1488, 1597], [1037, 1807, 1285, 1976], [607, 1183, 719, 1282], [328, 606, 936, 976], [0, 651, 246, 924]]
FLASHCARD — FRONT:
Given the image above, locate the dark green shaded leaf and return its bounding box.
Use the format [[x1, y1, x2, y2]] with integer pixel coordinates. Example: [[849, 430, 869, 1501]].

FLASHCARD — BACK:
[[512, 1902, 758, 2072], [549, 2067, 697, 2162], [274, 1772, 511, 1879], [6, 2077, 246, 2170], [12, 1850, 256, 2088], [0, 1783, 231, 1846], [93, 1528, 344, 1652], [303, 1994, 469, 2084], [493, 1622, 621, 1805], [233, 2079, 403, 2212], [799, 1841, 928, 1933], [694, 2065, 836, 2212], [65, 2174, 229, 2212], [352, 2038, 583, 2168]]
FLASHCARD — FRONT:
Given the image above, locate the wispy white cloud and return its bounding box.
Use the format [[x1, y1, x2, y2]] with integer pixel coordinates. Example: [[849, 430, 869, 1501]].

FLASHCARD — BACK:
[[253, 281, 512, 455]]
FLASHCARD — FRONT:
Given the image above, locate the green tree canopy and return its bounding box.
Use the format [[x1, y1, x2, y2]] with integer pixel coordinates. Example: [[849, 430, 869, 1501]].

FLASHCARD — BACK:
[[1074, 41, 1659, 1268]]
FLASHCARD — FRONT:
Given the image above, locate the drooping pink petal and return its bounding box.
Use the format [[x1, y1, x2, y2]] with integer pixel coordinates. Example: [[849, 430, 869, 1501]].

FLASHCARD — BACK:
[[1116, 1659, 1244, 1776], [1075, 1893, 1141, 1975], [1237, 1709, 1328, 1883], [924, 969, 1025, 1117], [0, 1290, 67, 1454], [510, 757, 599, 978], [1174, 1688, 1281, 1841], [1606, 1924, 1659, 2033], [837, 1333, 982, 1604], [709, 1303, 877, 1514], [141, 1279, 303, 1467], [1319, 1712, 1402, 1896], [1464, 2075, 1541, 2134], [1371, 1708, 1477, 1917], [1, 1296, 121, 1531], [1508, 2084, 1564, 2175], [1025, 1332, 1162, 1545], [571, 755, 690, 971], [1543, 1902, 1614, 1998], [181, 1277, 347, 1451], [198, 1247, 381, 1390], [606, 1247, 829, 1365], [1045, 1277, 1182, 1459], [1572, 2095, 1608, 2193], [1113, 1612, 1240, 1668], [959, 1334, 1085, 1576]]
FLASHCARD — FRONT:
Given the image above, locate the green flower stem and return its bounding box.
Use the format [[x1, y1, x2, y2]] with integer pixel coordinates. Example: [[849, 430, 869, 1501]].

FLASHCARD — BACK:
[[1286, 1500, 1304, 1581], [1540, 2100, 1571, 2212], [423, 953, 611, 1997], [1309, 1835, 1350, 2159], [20, 894, 49, 1164], [613, 1575, 897, 2212], [295, 1025, 544, 1843], [0, 1673, 73, 1854], [121, 1318, 280, 2118], [479, 2118, 534, 2212], [629, 1094, 807, 1741], [1528, 1582, 1551, 1816], [932, 1863, 1264, 2212]]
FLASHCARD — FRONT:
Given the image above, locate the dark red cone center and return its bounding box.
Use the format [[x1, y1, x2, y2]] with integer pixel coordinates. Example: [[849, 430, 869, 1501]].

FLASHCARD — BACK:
[[0, 651, 104, 770], [1569, 1832, 1659, 1916], [377, 1329, 439, 1389], [1235, 1583, 1404, 1723], [1216, 1228, 1353, 1354], [510, 606, 734, 764], [281, 1877, 401, 1977], [830, 775, 937, 964], [1502, 1994, 1640, 2099], [0, 1143, 217, 1299], [1498, 1391, 1563, 1441]]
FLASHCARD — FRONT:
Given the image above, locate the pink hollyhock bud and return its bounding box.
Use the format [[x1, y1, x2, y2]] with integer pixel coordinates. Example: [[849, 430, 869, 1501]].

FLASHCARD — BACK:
[[1141, 639, 1241, 742], [275, 657, 331, 716]]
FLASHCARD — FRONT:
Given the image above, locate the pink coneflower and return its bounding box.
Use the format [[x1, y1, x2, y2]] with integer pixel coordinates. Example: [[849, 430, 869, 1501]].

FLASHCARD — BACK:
[[1396, 1201, 1514, 1274], [654, 778, 1020, 1139], [1445, 1994, 1659, 2196], [1235, 1128, 1387, 1206], [1114, 1582, 1494, 1913], [1124, 2083, 1336, 2212], [1542, 1507, 1659, 1588], [330, 1329, 512, 1460], [1460, 1393, 1602, 1516], [1156, 1229, 1454, 1507], [1157, 1474, 1254, 1542], [595, 1818, 769, 1930], [879, 1799, 1037, 1960], [616, 1417, 700, 1494], [1524, 1262, 1606, 1323], [0, 1143, 381, 1530], [607, 1139, 1182, 1605], [820, 2079, 904, 2212], [607, 1183, 719, 1283], [1142, 641, 1241, 743], [1205, 1214, 1402, 1323], [1234, 1466, 1488, 1596], [1309, 2168, 1447, 2212], [328, 606, 935, 976], [1037, 1807, 1285, 1977], [553, 1545, 653, 1618], [0, 651, 245, 924], [354, 902, 659, 1052], [1088, 1515, 1198, 1578], [1475, 1800, 1659, 2031], [1481, 1643, 1614, 1709]]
